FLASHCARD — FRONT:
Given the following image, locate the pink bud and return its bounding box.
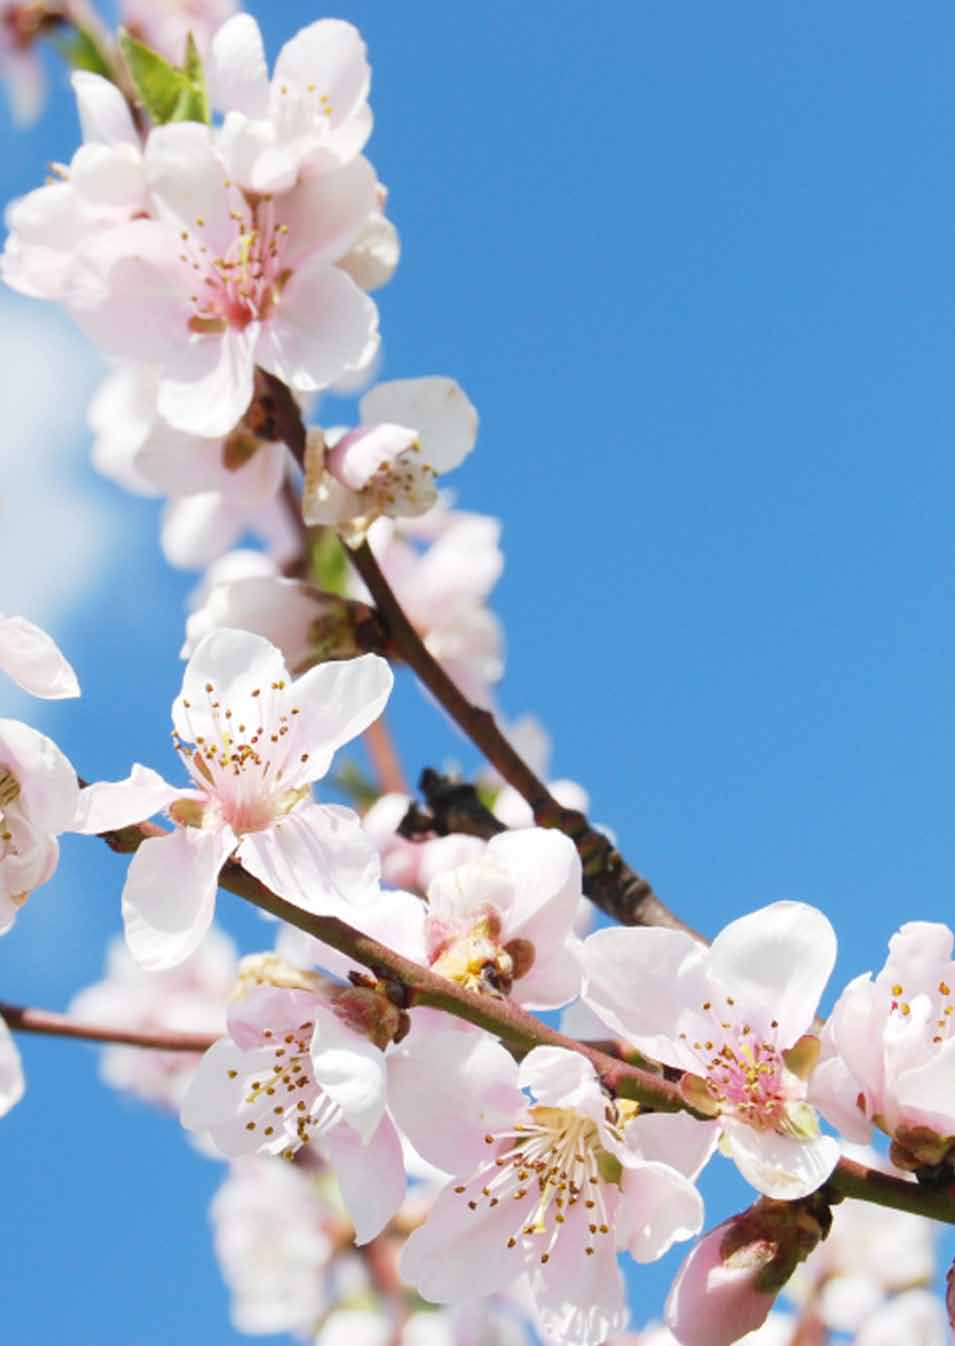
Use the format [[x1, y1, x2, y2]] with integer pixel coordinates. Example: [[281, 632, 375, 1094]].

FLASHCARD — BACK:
[[664, 1220, 780, 1346]]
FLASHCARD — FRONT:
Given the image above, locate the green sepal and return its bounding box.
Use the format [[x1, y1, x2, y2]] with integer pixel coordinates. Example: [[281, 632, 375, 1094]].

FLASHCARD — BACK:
[[312, 529, 349, 596], [57, 27, 112, 78], [119, 28, 210, 125]]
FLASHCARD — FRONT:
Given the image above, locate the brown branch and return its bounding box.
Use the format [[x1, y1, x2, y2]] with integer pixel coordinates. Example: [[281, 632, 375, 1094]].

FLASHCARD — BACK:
[[78, 806, 955, 1226], [0, 1003, 215, 1053], [347, 538, 700, 937]]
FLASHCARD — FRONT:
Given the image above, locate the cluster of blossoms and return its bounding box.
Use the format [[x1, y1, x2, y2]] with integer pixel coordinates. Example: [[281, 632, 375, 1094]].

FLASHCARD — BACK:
[[1, 5, 955, 1346]]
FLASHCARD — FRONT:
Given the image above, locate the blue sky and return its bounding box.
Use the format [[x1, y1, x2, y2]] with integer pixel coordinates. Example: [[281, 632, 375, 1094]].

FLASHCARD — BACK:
[[1, 1, 954, 1341]]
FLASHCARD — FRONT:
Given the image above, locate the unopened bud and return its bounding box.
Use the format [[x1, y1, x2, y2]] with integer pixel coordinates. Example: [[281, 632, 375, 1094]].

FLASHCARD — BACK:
[[331, 984, 403, 1050]]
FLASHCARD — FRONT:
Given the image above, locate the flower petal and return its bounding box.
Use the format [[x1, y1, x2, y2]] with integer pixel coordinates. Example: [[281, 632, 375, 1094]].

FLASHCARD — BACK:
[[0, 615, 79, 698], [708, 902, 836, 1045], [237, 802, 380, 911], [72, 764, 182, 834], [360, 378, 478, 475], [321, 1111, 405, 1244], [122, 826, 235, 970], [0, 1016, 24, 1115], [281, 653, 393, 782], [157, 326, 257, 439], [310, 1001, 386, 1142], [72, 71, 139, 148], [256, 260, 378, 394], [720, 1118, 840, 1199], [209, 14, 270, 118]]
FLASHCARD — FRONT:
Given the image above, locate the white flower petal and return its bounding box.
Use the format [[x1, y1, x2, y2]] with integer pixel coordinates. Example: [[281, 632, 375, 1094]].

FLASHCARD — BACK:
[[360, 377, 478, 475], [72, 764, 182, 834], [256, 260, 378, 394], [237, 802, 380, 911], [0, 615, 79, 698], [310, 1002, 386, 1142], [721, 1118, 840, 1199], [209, 14, 270, 118], [122, 826, 235, 970], [72, 71, 139, 147], [321, 1111, 405, 1244]]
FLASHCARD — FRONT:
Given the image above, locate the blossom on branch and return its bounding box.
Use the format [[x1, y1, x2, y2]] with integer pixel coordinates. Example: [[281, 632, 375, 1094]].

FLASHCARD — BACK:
[[581, 902, 840, 1198], [394, 1041, 706, 1346], [74, 629, 392, 968], [0, 717, 78, 931], [303, 377, 478, 540], [810, 920, 955, 1170]]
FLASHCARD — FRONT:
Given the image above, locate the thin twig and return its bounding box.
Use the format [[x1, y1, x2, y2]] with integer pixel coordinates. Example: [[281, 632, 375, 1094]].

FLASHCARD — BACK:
[[363, 716, 409, 796], [0, 1002, 215, 1052]]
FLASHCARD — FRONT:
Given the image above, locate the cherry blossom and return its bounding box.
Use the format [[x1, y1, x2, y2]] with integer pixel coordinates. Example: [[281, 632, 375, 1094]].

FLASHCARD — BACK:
[[664, 1217, 791, 1346], [211, 1153, 363, 1338], [303, 377, 478, 539], [361, 791, 487, 894], [181, 965, 406, 1243], [68, 927, 236, 1110], [70, 122, 380, 437], [581, 902, 840, 1198], [0, 717, 79, 932], [0, 614, 78, 698], [810, 921, 955, 1167], [2, 71, 145, 300], [394, 1041, 706, 1346], [119, 0, 237, 64], [74, 629, 392, 968], [209, 13, 372, 194]]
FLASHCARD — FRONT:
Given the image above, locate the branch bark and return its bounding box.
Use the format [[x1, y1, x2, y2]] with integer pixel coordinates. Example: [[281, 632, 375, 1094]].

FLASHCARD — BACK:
[[0, 1002, 215, 1052]]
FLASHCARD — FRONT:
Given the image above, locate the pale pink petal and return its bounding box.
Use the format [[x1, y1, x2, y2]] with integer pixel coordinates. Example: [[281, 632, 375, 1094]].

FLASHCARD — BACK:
[[158, 326, 258, 438], [174, 627, 288, 744], [0, 1016, 24, 1115], [273, 19, 369, 132], [616, 1160, 704, 1263], [161, 493, 244, 569], [73, 764, 183, 834], [623, 1112, 720, 1182], [518, 1046, 604, 1118], [209, 14, 270, 118], [277, 157, 379, 270], [893, 1035, 955, 1134], [0, 719, 78, 835], [359, 378, 478, 475], [237, 802, 380, 910], [720, 1119, 840, 1199], [145, 122, 234, 249], [281, 653, 393, 781], [808, 1055, 873, 1143], [180, 1038, 277, 1145], [516, 940, 583, 1011], [399, 1180, 528, 1303], [708, 902, 836, 1045], [72, 71, 139, 148], [387, 1024, 524, 1174], [325, 422, 418, 492], [338, 211, 400, 292], [321, 1111, 405, 1244], [256, 261, 378, 394], [122, 826, 235, 970], [581, 926, 710, 1072], [70, 143, 146, 211], [487, 829, 582, 954], [534, 1196, 627, 1346], [0, 615, 79, 698], [310, 1002, 386, 1142]]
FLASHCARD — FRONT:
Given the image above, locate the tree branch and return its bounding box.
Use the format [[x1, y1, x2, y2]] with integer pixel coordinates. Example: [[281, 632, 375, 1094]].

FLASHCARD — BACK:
[[0, 1002, 215, 1052]]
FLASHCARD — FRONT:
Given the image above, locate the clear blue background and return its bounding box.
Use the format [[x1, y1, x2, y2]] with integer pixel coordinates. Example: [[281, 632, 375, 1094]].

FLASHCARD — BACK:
[[1, 1, 954, 1340]]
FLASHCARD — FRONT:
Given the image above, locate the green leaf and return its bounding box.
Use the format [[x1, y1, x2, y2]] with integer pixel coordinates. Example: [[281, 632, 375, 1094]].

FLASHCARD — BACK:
[[119, 28, 209, 125], [57, 27, 112, 78], [312, 529, 349, 596]]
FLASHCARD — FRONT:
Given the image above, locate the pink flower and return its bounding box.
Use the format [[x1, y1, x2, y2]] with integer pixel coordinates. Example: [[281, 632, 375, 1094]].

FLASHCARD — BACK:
[[2, 72, 146, 300], [209, 13, 372, 194], [581, 902, 840, 1198], [811, 921, 955, 1167], [70, 122, 380, 437], [303, 377, 478, 538], [182, 969, 406, 1243], [0, 614, 78, 698], [394, 1041, 705, 1346], [361, 792, 487, 894], [68, 927, 237, 1110], [0, 718, 79, 932], [74, 629, 392, 969]]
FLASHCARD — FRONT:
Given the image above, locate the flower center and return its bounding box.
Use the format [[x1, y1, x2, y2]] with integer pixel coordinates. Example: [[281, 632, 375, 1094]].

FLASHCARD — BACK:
[[683, 998, 790, 1130], [427, 908, 534, 997], [0, 764, 21, 854], [453, 1105, 618, 1265], [174, 678, 311, 835], [228, 1017, 342, 1159], [180, 194, 290, 335], [887, 976, 955, 1047]]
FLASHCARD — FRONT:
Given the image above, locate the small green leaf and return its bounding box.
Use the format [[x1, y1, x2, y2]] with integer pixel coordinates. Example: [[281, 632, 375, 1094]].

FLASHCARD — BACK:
[[119, 28, 209, 125], [58, 27, 112, 78], [312, 529, 349, 596]]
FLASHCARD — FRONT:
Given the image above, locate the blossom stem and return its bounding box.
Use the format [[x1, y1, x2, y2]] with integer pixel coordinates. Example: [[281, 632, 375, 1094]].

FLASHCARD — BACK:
[[0, 1002, 215, 1052]]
